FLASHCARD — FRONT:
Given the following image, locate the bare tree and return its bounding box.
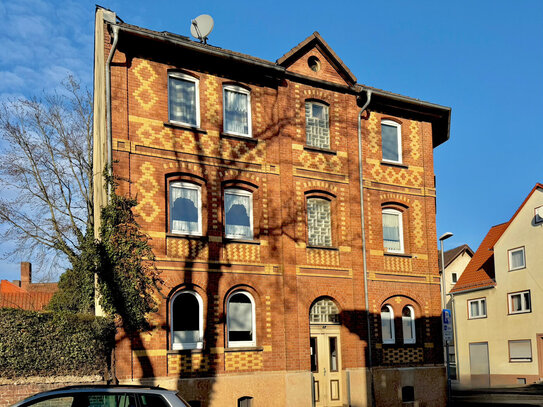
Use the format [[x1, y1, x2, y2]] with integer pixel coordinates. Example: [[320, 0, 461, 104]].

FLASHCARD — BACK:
[[0, 77, 93, 280]]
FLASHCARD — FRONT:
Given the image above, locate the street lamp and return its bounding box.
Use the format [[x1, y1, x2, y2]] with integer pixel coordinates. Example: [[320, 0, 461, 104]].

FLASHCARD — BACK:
[[439, 231, 453, 406]]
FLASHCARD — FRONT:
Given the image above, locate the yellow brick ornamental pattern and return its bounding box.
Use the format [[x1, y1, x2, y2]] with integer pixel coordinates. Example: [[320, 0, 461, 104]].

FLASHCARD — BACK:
[[204, 75, 221, 126], [409, 121, 421, 161], [412, 200, 424, 248], [297, 150, 343, 173], [382, 347, 424, 364], [134, 162, 160, 223], [225, 351, 263, 371], [223, 243, 261, 262], [168, 353, 214, 374], [167, 238, 209, 260], [307, 248, 340, 266], [133, 60, 158, 110]]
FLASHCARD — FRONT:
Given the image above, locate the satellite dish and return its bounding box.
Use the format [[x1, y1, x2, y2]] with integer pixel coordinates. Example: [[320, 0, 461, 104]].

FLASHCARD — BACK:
[[191, 14, 214, 44]]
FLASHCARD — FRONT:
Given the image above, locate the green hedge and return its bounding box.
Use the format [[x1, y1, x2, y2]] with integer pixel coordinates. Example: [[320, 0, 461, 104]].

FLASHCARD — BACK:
[[0, 308, 115, 378]]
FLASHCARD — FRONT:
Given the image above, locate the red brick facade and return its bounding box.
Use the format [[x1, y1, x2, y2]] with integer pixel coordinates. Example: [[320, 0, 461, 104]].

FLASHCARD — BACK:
[[95, 9, 450, 406]]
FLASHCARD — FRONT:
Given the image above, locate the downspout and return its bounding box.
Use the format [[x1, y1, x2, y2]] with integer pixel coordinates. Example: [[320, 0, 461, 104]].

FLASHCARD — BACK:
[[106, 24, 119, 199], [357, 89, 373, 404]]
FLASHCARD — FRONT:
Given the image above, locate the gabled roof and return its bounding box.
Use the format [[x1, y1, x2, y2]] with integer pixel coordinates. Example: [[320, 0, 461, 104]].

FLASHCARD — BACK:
[[451, 183, 543, 294], [438, 244, 474, 269], [276, 32, 357, 85], [0, 279, 26, 294]]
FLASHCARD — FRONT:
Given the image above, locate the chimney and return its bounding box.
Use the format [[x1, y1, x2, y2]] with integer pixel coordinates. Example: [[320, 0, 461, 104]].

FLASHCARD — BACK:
[[21, 262, 32, 287]]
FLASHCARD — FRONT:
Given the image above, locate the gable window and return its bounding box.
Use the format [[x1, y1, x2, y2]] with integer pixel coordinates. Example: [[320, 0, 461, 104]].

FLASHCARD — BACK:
[[168, 73, 199, 127], [227, 291, 256, 347], [402, 305, 416, 344], [452, 272, 458, 283], [382, 208, 404, 253], [381, 120, 402, 163], [171, 291, 203, 350], [307, 198, 332, 247], [223, 85, 251, 137], [508, 291, 531, 314], [468, 298, 486, 319], [170, 182, 202, 235], [508, 247, 526, 271], [509, 340, 532, 362], [225, 189, 253, 239], [305, 101, 330, 149], [381, 305, 395, 344]]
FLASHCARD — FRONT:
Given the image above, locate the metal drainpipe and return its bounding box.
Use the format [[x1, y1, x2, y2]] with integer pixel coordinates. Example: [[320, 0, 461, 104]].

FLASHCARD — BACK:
[[357, 89, 373, 404], [106, 24, 119, 199]]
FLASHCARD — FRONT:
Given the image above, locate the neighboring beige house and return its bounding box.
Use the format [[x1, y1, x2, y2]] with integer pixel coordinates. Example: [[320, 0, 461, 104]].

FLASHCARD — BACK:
[[450, 183, 543, 388]]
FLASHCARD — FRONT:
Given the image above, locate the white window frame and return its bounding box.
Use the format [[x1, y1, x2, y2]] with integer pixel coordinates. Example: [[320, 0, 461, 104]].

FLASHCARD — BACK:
[[451, 272, 458, 283], [227, 291, 256, 348], [305, 101, 330, 149], [168, 72, 200, 127], [224, 188, 253, 240], [381, 304, 395, 344], [508, 290, 531, 314], [170, 290, 204, 350], [468, 298, 487, 319], [508, 247, 526, 271], [223, 85, 252, 137], [381, 119, 402, 164], [170, 181, 202, 236], [382, 208, 404, 254], [307, 197, 333, 247], [402, 305, 416, 344], [508, 339, 532, 362]]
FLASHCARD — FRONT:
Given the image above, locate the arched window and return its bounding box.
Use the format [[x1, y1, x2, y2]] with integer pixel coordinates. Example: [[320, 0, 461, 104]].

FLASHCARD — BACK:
[[381, 119, 402, 163], [305, 101, 330, 149], [307, 197, 332, 247], [227, 291, 256, 347], [381, 305, 395, 344], [171, 290, 203, 349], [382, 208, 404, 253], [402, 305, 416, 344], [170, 181, 202, 235], [310, 298, 339, 324], [224, 188, 253, 239]]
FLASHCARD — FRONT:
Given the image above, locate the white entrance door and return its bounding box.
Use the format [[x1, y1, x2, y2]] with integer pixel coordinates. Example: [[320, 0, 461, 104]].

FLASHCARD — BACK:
[[310, 325, 343, 407]]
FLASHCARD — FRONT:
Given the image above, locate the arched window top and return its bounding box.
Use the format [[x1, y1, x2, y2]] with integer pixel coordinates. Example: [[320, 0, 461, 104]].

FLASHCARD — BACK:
[[227, 291, 256, 347], [402, 305, 415, 317], [170, 290, 203, 350], [382, 208, 404, 254], [402, 305, 416, 344], [310, 298, 340, 324], [381, 304, 395, 344]]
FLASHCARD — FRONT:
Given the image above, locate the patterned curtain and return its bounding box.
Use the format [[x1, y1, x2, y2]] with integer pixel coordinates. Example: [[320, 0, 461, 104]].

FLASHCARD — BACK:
[[225, 191, 251, 238], [171, 185, 199, 233]]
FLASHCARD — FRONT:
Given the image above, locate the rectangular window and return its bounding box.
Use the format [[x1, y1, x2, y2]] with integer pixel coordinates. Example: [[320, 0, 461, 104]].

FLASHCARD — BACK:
[[168, 73, 199, 127], [381, 120, 402, 163], [382, 208, 404, 253], [307, 198, 332, 247], [225, 189, 253, 239], [224, 85, 251, 137], [468, 298, 486, 319], [509, 291, 531, 314], [508, 247, 526, 271], [305, 101, 330, 149], [452, 272, 458, 283], [170, 182, 202, 235], [509, 340, 532, 362]]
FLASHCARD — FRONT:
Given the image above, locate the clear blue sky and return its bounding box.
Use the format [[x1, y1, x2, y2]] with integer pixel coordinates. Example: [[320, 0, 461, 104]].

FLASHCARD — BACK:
[[1, 0, 542, 281]]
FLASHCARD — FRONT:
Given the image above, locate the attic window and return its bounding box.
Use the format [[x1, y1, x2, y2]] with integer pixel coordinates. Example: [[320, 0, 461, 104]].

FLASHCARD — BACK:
[[308, 56, 321, 72]]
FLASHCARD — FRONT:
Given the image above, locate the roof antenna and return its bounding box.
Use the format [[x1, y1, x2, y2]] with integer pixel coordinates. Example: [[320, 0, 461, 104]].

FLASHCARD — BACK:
[[191, 15, 214, 44]]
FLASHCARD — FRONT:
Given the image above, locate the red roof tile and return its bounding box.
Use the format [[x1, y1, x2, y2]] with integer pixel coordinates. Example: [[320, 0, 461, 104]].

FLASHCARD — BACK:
[[0, 280, 26, 294], [0, 292, 54, 310]]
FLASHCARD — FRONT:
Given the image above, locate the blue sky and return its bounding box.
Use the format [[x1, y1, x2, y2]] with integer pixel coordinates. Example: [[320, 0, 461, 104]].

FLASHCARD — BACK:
[[0, 0, 542, 281]]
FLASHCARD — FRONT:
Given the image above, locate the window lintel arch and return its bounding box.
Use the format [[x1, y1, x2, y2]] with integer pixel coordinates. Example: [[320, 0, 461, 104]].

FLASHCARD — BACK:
[[305, 189, 336, 200], [222, 179, 258, 193], [305, 98, 330, 107], [381, 117, 402, 126], [168, 69, 200, 81], [166, 172, 206, 186], [222, 82, 251, 93], [382, 201, 408, 210], [309, 296, 341, 324]]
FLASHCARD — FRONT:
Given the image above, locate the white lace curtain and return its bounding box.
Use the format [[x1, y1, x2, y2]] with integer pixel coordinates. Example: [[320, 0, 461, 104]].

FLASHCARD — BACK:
[[171, 185, 199, 233], [383, 212, 400, 251], [225, 191, 251, 238], [224, 89, 249, 135]]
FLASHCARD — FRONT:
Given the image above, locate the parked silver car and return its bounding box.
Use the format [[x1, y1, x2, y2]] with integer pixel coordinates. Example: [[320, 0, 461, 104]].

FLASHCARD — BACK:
[[10, 385, 191, 407]]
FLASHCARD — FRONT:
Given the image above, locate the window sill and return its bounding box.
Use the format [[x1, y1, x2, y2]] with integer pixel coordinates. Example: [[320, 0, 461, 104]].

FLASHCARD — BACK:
[[303, 145, 337, 155], [167, 233, 207, 241], [224, 346, 263, 353], [307, 245, 339, 251], [508, 267, 526, 272], [224, 238, 260, 245], [168, 348, 204, 354], [164, 122, 207, 134], [220, 132, 257, 143], [381, 160, 409, 169], [508, 310, 531, 315], [384, 252, 412, 258]]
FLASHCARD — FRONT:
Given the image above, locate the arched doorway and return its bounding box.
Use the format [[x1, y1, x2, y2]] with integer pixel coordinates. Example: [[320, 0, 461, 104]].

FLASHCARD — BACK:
[[309, 297, 343, 407]]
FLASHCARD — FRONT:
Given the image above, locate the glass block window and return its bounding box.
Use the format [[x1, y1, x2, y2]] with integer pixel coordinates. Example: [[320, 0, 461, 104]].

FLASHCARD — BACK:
[[170, 182, 201, 235], [225, 189, 253, 239], [307, 198, 332, 247], [224, 85, 251, 137], [310, 298, 339, 324], [169, 73, 199, 127], [305, 101, 330, 149]]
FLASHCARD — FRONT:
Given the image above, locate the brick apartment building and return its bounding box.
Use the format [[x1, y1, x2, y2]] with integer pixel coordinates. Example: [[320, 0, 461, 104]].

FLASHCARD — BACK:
[[93, 7, 451, 407]]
